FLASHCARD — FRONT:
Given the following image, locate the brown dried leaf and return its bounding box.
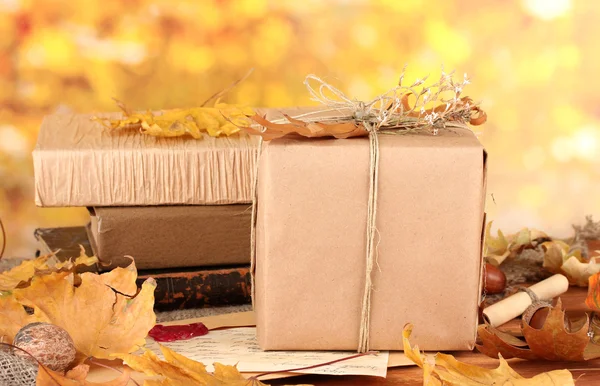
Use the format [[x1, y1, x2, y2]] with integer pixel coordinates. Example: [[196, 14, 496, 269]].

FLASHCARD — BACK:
[[404, 324, 573, 385], [522, 299, 589, 360], [246, 113, 366, 140], [476, 324, 539, 360], [477, 299, 600, 361]]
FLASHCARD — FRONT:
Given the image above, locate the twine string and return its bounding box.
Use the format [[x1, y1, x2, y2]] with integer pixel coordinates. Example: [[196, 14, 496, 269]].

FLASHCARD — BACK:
[[358, 122, 380, 353], [250, 138, 263, 307]]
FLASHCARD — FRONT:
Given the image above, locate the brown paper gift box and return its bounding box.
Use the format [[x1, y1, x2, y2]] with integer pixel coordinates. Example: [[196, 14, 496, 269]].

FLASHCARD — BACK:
[[87, 205, 251, 270], [33, 112, 259, 207], [254, 127, 487, 351]]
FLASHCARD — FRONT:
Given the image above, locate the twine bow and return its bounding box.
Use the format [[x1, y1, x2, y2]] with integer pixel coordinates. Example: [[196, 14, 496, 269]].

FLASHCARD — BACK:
[[250, 73, 484, 353]]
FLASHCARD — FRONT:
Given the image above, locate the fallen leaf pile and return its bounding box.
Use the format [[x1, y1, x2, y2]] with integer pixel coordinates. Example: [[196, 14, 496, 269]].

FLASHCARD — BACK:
[[477, 298, 600, 362], [95, 100, 255, 139], [484, 222, 600, 286], [403, 324, 574, 385], [115, 344, 268, 386], [0, 253, 156, 360]]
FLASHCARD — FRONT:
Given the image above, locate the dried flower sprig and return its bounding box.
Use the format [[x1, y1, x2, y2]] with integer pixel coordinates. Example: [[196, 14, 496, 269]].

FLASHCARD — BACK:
[[243, 68, 486, 141]]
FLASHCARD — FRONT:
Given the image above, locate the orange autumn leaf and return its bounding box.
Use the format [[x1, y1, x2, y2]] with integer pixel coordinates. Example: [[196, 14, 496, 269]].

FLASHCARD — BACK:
[[403, 324, 574, 385], [8, 261, 155, 359], [477, 299, 600, 361], [36, 363, 131, 386], [586, 272, 600, 310]]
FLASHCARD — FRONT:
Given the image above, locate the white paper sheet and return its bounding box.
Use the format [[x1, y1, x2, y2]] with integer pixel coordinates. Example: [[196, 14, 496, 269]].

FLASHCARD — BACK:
[[143, 327, 389, 377]]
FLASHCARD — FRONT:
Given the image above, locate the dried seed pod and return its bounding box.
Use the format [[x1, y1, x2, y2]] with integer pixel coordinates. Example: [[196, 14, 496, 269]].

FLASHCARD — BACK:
[[13, 322, 76, 372]]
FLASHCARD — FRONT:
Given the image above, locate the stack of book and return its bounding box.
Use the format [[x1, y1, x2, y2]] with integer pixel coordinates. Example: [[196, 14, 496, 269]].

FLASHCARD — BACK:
[[32, 110, 261, 310]]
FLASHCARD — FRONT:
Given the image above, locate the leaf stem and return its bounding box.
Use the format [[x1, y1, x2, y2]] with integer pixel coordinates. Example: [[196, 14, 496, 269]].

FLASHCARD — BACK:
[[88, 357, 140, 386]]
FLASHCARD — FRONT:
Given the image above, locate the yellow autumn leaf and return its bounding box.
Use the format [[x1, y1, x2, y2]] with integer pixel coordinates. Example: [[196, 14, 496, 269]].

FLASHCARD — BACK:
[[53, 247, 99, 271], [9, 261, 156, 359], [0, 247, 98, 291], [484, 222, 511, 266], [116, 344, 268, 386], [97, 100, 255, 139], [0, 294, 46, 342], [0, 253, 53, 291], [402, 324, 574, 385]]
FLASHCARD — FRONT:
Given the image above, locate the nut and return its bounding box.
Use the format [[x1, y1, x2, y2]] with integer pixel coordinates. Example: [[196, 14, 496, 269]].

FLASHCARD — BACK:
[[484, 263, 507, 294], [13, 322, 76, 372]]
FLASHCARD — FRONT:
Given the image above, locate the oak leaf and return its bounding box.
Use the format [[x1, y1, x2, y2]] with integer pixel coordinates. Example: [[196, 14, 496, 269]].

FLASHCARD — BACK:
[[477, 299, 600, 361], [0, 247, 98, 291], [116, 344, 268, 385], [2, 261, 155, 359], [36, 363, 131, 386], [403, 324, 574, 385], [97, 100, 254, 139]]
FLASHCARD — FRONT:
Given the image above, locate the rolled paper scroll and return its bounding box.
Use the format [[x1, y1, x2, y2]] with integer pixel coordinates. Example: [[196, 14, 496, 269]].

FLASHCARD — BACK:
[[482, 274, 569, 327]]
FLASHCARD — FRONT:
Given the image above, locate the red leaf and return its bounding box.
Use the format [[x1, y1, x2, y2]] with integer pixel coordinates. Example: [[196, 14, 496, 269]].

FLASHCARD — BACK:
[[148, 322, 209, 342]]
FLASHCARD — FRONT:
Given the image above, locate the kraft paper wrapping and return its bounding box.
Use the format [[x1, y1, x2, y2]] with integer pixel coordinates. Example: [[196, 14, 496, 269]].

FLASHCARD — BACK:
[[87, 205, 252, 270], [33, 112, 260, 207], [482, 274, 570, 327], [254, 112, 487, 351]]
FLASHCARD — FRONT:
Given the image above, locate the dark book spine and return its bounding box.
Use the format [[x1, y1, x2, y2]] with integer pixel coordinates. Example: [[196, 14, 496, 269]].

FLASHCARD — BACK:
[[138, 267, 252, 311]]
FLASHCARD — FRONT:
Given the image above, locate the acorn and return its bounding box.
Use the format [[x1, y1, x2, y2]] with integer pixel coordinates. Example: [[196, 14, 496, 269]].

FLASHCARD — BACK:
[[13, 322, 76, 372], [484, 263, 507, 294]]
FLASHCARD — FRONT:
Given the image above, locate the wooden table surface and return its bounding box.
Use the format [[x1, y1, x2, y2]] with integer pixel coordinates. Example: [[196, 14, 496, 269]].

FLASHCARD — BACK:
[[270, 286, 600, 385]]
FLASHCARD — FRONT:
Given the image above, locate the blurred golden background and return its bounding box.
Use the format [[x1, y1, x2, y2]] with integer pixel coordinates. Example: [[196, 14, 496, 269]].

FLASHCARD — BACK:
[[0, 0, 598, 257]]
